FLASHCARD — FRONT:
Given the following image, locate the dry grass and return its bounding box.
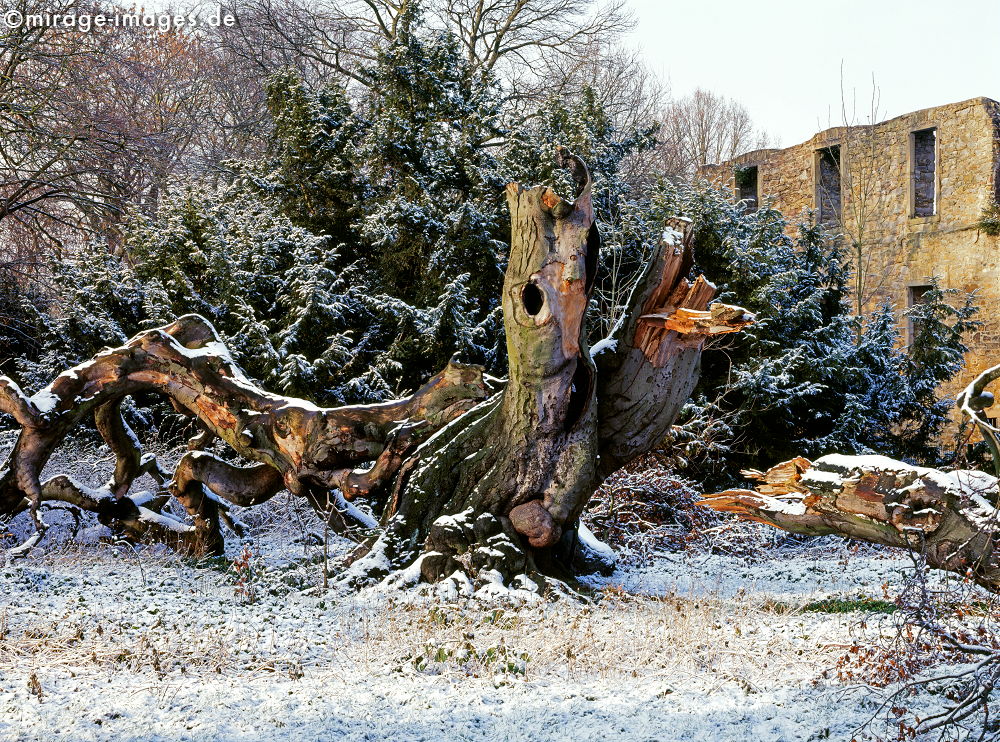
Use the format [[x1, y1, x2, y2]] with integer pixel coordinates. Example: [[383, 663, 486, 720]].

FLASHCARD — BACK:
[[0, 536, 865, 699], [0, 440, 904, 708], [1, 441, 955, 740]]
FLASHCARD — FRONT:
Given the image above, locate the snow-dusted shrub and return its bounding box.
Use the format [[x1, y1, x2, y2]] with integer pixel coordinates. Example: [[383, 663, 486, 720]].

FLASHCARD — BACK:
[[0, 268, 47, 381], [639, 181, 979, 487], [586, 454, 714, 559], [585, 452, 801, 561], [6, 3, 975, 489]]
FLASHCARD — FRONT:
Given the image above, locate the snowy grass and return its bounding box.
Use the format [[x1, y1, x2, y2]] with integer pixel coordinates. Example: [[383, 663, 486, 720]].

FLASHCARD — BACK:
[[0, 439, 986, 741], [1, 537, 897, 742]]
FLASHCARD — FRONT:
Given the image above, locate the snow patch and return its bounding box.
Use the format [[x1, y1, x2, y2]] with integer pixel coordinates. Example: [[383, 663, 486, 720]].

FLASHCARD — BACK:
[[333, 489, 378, 529], [589, 337, 618, 358], [800, 469, 842, 487], [30, 389, 60, 415], [662, 226, 684, 245], [0, 529, 971, 742]]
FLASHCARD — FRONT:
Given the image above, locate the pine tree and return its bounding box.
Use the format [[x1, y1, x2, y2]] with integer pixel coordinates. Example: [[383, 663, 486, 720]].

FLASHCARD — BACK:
[[896, 281, 980, 462], [357, 3, 507, 309]]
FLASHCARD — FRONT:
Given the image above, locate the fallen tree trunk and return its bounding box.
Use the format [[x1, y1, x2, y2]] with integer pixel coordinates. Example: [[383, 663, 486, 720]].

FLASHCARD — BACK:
[[700, 363, 1000, 594], [701, 455, 1000, 592], [0, 148, 750, 591]]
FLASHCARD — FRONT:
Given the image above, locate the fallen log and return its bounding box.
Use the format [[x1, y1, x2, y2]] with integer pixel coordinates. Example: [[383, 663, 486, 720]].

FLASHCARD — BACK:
[[701, 454, 1000, 592]]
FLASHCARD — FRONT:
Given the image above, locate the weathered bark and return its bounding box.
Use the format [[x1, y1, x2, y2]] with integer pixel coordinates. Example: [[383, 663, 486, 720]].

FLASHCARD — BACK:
[[0, 149, 750, 590], [957, 361, 1000, 487], [594, 218, 751, 477], [699, 362, 1000, 594], [343, 150, 751, 587], [0, 316, 486, 556], [701, 455, 1000, 592]]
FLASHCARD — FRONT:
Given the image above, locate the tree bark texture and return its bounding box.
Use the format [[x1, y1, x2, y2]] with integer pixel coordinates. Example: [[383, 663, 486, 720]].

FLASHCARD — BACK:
[[701, 455, 1000, 592], [698, 362, 1000, 594], [0, 317, 486, 556], [0, 149, 750, 588]]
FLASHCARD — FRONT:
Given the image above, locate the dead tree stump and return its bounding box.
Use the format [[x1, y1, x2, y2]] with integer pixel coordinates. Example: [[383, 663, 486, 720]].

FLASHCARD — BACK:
[[0, 149, 751, 591]]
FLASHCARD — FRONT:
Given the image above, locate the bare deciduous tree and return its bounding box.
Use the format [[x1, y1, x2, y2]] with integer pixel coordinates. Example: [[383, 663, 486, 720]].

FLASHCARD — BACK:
[[72, 16, 269, 231], [215, 0, 632, 91], [657, 88, 773, 179], [436, 0, 631, 83], [526, 39, 667, 180], [0, 0, 272, 262], [0, 0, 116, 255]]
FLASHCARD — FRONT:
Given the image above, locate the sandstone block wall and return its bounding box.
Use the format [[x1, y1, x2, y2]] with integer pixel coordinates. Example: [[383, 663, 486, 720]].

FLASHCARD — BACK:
[[699, 97, 1000, 418]]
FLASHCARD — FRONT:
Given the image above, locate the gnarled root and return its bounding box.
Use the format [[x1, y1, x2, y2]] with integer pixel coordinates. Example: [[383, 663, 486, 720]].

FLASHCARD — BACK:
[[0, 314, 486, 557]]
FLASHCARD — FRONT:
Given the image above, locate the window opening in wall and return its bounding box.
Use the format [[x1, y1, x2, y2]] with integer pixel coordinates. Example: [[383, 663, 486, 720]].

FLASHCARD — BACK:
[[912, 128, 937, 217], [907, 284, 933, 343], [735, 165, 758, 211], [817, 145, 842, 227]]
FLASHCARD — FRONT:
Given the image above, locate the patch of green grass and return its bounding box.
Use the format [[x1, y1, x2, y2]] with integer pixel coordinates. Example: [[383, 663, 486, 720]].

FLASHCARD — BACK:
[[184, 555, 231, 572], [803, 597, 897, 614]]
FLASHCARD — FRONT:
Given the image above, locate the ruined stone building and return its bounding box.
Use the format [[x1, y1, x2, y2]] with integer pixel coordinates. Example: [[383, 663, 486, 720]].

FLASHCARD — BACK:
[[699, 96, 1000, 408]]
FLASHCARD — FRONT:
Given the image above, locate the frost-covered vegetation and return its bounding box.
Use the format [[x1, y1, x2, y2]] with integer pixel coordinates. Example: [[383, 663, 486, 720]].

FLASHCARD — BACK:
[[2, 2, 997, 739], [652, 191, 980, 484], [0, 534, 916, 742], [2, 3, 979, 485], [2, 440, 997, 742]]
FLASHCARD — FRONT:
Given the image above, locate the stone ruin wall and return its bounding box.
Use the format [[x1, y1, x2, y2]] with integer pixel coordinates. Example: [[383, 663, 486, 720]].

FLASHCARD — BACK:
[[700, 97, 1000, 420]]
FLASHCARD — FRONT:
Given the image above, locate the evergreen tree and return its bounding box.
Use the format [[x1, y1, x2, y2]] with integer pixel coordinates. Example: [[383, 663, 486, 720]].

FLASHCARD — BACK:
[[15, 249, 145, 391], [896, 281, 980, 461], [8, 4, 976, 480], [0, 271, 46, 380], [249, 70, 361, 247], [357, 3, 507, 309], [645, 180, 979, 485], [504, 85, 656, 216]]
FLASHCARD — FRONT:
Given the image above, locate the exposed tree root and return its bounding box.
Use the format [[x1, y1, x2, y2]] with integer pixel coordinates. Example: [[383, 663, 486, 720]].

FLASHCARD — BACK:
[[0, 314, 486, 557]]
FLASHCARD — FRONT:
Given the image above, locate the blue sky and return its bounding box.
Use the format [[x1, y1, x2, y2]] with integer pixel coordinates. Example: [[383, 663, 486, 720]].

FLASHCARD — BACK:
[[624, 0, 1000, 147]]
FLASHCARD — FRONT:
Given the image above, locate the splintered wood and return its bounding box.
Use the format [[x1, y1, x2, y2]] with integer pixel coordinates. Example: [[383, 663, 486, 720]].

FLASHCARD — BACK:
[[633, 226, 753, 367], [740, 457, 812, 496], [701, 455, 1000, 593]]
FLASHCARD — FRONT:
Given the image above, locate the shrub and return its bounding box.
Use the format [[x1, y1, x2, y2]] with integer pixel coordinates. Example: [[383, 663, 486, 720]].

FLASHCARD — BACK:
[[977, 201, 1000, 236]]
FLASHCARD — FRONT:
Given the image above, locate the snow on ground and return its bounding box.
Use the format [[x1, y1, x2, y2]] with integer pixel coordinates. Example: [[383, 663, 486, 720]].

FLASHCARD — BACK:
[[0, 441, 977, 741], [585, 542, 922, 601], [0, 530, 941, 742]]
